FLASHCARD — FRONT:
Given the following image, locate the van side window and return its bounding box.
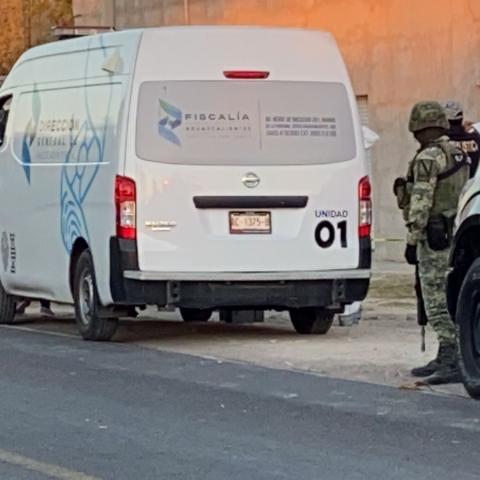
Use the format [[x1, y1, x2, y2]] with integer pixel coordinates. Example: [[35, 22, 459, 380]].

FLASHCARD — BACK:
[[0, 96, 12, 147]]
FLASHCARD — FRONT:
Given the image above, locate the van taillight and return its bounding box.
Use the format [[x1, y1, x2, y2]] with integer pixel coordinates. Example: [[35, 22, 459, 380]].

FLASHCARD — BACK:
[[358, 176, 372, 238], [115, 175, 136, 240], [223, 71, 270, 79]]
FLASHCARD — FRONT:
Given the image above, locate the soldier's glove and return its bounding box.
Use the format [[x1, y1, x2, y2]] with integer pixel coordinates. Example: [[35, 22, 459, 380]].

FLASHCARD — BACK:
[[393, 177, 406, 196], [405, 244, 418, 265]]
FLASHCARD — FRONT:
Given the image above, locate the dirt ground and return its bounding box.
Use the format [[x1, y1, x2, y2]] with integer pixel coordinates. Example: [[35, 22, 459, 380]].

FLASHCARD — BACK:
[[9, 261, 469, 399]]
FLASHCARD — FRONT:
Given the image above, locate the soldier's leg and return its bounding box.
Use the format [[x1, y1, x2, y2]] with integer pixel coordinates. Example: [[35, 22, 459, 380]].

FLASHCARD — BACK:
[[417, 243, 455, 344], [417, 242, 460, 384]]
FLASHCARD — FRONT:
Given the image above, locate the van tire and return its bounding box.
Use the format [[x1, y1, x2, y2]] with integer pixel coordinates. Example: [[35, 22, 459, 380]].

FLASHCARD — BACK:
[[289, 308, 334, 335], [0, 281, 16, 324], [456, 258, 480, 399], [180, 308, 212, 323], [73, 250, 118, 341]]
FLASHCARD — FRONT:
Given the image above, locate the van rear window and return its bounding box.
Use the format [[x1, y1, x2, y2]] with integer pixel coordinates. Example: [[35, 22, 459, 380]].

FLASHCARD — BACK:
[[136, 81, 356, 165]]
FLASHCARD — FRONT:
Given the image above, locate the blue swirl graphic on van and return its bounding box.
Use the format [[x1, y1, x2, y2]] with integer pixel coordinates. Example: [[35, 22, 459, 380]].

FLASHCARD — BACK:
[[60, 36, 113, 254], [158, 99, 182, 146], [60, 120, 101, 253], [21, 87, 41, 184]]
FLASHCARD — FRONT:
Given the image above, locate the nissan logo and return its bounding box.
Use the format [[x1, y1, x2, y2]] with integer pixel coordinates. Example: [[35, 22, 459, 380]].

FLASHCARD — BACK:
[[242, 172, 260, 188]]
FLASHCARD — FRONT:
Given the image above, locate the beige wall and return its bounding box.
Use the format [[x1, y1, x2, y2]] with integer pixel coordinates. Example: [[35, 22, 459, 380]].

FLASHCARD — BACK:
[[74, 0, 480, 257]]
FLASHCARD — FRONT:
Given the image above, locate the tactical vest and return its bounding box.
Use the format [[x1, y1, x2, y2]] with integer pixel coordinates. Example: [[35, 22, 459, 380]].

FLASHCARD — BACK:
[[396, 137, 469, 220], [447, 124, 480, 178]]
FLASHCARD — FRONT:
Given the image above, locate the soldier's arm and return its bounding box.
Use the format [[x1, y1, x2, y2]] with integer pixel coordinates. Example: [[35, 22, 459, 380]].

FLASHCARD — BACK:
[[406, 148, 444, 245]]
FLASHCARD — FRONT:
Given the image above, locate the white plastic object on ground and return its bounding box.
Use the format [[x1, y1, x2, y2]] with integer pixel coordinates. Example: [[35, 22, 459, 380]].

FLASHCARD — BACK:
[[338, 301, 362, 326]]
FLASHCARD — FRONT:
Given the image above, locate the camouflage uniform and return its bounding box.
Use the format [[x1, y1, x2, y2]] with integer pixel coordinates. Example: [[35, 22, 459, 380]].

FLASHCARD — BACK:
[[399, 101, 469, 384], [407, 137, 468, 346]]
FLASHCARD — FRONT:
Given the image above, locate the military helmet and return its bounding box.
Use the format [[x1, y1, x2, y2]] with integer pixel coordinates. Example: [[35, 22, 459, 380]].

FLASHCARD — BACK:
[[442, 100, 464, 121], [408, 101, 449, 133]]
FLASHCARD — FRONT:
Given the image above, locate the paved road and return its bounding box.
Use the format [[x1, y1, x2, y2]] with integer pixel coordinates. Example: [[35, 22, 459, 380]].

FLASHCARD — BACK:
[[0, 326, 479, 480]]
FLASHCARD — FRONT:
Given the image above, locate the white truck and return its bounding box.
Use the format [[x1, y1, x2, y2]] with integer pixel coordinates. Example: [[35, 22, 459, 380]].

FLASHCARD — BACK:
[[0, 27, 371, 340], [447, 170, 480, 398]]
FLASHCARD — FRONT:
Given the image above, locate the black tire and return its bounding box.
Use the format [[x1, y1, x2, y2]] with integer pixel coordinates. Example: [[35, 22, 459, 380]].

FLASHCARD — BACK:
[[73, 250, 118, 341], [180, 308, 212, 323], [0, 280, 15, 324], [289, 308, 334, 335], [456, 257, 480, 399]]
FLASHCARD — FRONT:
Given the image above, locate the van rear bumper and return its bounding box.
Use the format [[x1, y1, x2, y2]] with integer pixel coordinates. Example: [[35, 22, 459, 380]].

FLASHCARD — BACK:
[[109, 238, 370, 309], [123, 269, 370, 282], [118, 271, 369, 310]]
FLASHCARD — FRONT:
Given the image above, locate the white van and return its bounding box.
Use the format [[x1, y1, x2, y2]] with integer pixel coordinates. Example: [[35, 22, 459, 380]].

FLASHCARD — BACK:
[[0, 27, 371, 340]]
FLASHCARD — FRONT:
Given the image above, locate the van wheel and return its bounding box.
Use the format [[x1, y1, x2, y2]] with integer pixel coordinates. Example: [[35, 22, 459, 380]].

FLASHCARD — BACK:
[[180, 308, 212, 323], [456, 258, 480, 399], [0, 280, 15, 324], [73, 250, 118, 341], [289, 308, 334, 335]]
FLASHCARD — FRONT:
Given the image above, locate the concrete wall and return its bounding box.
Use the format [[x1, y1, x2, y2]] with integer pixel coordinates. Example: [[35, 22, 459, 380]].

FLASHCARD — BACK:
[[74, 0, 480, 259]]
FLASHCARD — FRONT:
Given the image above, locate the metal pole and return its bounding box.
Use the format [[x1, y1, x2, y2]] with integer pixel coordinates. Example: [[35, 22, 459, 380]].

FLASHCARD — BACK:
[[184, 0, 190, 25], [112, 0, 116, 30]]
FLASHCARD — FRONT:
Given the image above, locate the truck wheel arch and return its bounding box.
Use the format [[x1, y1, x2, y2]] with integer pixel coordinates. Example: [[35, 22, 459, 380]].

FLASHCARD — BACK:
[[69, 238, 89, 296], [448, 216, 480, 318]]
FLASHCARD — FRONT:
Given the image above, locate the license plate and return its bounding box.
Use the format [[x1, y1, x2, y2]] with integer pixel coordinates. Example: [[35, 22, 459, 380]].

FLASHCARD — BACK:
[[229, 211, 271, 234]]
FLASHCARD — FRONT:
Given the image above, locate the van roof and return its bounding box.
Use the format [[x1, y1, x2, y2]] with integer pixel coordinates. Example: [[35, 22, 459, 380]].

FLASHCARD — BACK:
[[3, 27, 347, 89], [17, 26, 332, 61], [135, 27, 347, 83], [11, 28, 143, 67]]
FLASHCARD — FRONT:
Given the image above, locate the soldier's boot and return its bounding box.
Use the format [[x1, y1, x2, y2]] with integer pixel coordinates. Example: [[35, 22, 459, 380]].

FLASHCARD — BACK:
[[423, 344, 462, 385], [411, 345, 441, 377]]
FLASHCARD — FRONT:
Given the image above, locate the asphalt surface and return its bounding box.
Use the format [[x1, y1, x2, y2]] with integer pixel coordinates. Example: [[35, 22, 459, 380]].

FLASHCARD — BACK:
[[0, 326, 479, 480]]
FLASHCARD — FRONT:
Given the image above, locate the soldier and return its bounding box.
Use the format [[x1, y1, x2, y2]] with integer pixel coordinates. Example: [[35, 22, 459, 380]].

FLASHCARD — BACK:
[[400, 101, 469, 385], [443, 100, 480, 178]]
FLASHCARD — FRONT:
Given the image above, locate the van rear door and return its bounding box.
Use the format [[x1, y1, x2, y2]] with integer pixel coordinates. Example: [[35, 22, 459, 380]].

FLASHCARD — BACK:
[[132, 79, 365, 274]]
